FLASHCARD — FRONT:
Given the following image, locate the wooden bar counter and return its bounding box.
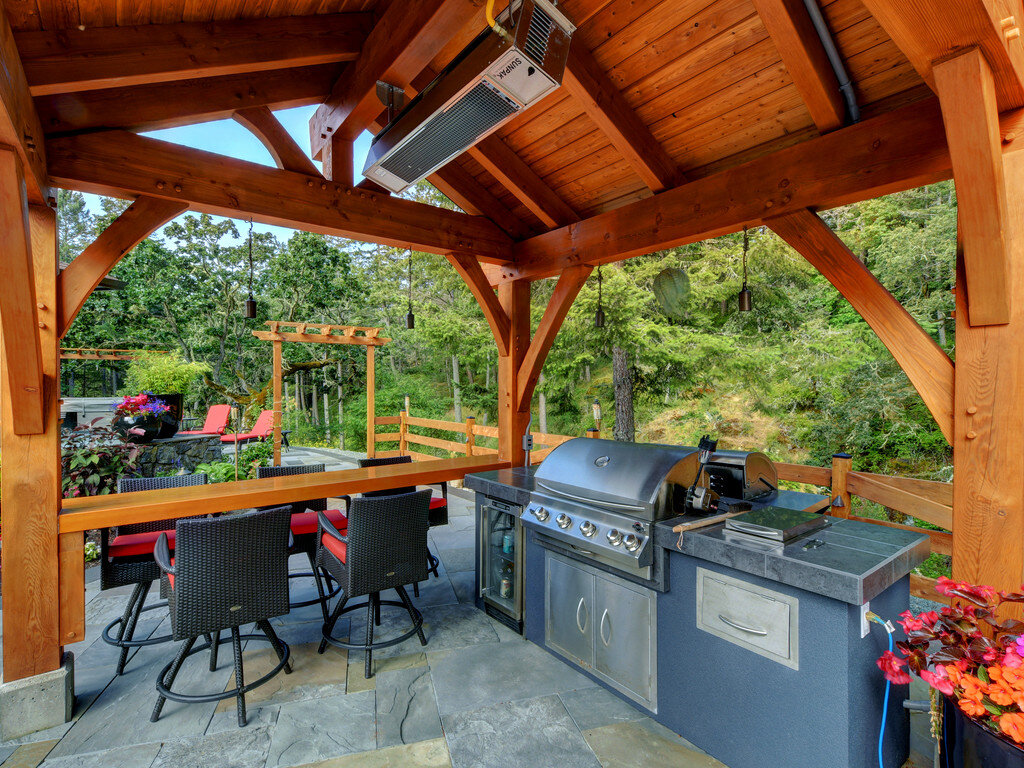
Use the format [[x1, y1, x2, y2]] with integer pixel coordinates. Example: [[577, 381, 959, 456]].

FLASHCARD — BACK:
[[60, 455, 509, 533]]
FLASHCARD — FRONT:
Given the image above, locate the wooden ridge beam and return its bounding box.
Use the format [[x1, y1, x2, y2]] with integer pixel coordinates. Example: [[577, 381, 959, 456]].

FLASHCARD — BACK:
[[0, 9, 48, 203], [310, 0, 478, 154], [501, 98, 962, 283], [232, 106, 320, 176], [516, 265, 593, 407], [860, 0, 1024, 111], [447, 253, 511, 356], [563, 40, 684, 192], [46, 131, 512, 260], [767, 208, 954, 443], [58, 196, 187, 336], [16, 13, 373, 96], [751, 0, 845, 132], [934, 47, 1010, 326], [36, 63, 342, 136]]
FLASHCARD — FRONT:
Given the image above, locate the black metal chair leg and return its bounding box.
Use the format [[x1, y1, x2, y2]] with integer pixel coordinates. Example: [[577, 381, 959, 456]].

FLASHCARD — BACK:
[[259, 620, 292, 674], [364, 595, 376, 679], [307, 550, 330, 624], [374, 595, 381, 627], [413, 581, 420, 598], [396, 586, 427, 646], [118, 581, 152, 675], [114, 582, 145, 645], [231, 627, 246, 727], [208, 631, 220, 672], [318, 596, 348, 654], [151, 635, 196, 722]]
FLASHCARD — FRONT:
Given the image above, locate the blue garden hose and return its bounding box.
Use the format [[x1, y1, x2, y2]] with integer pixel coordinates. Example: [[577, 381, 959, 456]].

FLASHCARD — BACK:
[[867, 612, 897, 768]]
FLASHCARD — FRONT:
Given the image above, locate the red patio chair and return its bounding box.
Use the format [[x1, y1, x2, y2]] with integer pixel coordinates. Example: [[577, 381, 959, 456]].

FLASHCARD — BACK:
[[178, 404, 231, 435], [220, 409, 275, 445]]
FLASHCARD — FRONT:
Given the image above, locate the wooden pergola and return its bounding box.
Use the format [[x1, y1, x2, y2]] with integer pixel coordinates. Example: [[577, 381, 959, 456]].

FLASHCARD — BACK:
[[0, 0, 1018, 692]]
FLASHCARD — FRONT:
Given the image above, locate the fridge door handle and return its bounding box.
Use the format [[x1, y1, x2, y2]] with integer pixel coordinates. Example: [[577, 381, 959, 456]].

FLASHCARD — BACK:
[[576, 597, 589, 634]]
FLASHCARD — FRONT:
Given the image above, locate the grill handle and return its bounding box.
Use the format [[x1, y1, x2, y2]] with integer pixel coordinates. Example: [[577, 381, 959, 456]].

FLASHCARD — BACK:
[[536, 482, 646, 512]]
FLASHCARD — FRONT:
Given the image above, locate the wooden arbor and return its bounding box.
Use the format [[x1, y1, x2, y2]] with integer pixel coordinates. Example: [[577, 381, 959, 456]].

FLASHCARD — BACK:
[[253, 321, 390, 465]]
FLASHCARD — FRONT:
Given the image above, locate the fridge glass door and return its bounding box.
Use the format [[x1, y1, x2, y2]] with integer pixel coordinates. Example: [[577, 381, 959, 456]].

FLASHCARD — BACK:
[[480, 503, 519, 618]]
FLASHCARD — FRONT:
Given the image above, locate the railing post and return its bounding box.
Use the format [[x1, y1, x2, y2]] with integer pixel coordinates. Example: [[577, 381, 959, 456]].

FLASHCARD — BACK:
[[399, 409, 408, 456], [586, 427, 600, 438], [831, 452, 852, 518], [465, 416, 475, 456]]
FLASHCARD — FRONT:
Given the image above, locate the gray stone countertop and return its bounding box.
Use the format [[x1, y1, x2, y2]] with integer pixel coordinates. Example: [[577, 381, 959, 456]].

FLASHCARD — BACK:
[[658, 515, 930, 605], [464, 466, 537, 506]]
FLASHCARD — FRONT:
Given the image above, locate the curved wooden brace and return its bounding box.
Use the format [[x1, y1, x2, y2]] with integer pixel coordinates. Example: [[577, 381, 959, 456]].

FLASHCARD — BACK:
[[516, 265, 593, 408], [58, 196, 187, 337], [233, 105, 320, 176], [447, 253, 511, 356], [766, 208, 954, 443]]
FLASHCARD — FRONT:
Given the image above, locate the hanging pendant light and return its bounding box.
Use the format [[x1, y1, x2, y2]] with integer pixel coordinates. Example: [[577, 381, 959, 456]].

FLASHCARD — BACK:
[[737, 225, 753, 312], [406, 248, 415, 329], [594, 265, 606, 328], [244, 218, 257, 319]]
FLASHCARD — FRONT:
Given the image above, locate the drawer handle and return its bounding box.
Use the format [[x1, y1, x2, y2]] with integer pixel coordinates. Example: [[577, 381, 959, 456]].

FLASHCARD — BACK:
[[599, 609, 611, 647], [576, 597, 589, 634], [718, 614, 769, 636]]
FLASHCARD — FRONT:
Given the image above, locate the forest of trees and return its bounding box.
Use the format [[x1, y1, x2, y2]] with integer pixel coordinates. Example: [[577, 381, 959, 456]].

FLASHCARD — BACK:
[[60, 180, 956, 483]]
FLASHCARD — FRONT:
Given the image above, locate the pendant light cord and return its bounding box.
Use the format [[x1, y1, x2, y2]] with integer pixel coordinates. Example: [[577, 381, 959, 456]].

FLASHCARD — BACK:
[[407, 249, 413, 314], [247, 219, 255, 296], [742, 225, 749, 286], [597, 265, 603, 309]]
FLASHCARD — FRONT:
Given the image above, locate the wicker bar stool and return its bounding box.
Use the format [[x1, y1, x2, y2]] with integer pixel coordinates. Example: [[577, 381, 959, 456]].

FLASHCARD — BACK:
[[256, 464, 349, 621], [317, 489, 431, 679], [357, 456, 448, 593], [100, 473, 208, 675], [151, 506, 293, 728]]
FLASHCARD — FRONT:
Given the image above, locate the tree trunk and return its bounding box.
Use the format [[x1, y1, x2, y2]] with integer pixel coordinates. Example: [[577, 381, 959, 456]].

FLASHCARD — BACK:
[[452, 354, 462, 422], [284, 380, 290, 429], [323, 369, 330, 442], [485, 362, 491, 390], [295, 372, 303, 423], [336, 361, 344, 450], [538, 373, 548, 434], [311, 376, 319, 426], [612, 345, 635, 442], [585, 364, 591, 382]]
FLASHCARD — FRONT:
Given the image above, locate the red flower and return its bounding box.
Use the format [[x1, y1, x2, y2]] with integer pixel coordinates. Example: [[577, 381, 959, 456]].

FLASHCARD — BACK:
[[898, 610, 926, 632], [920, 667, 955, 696], [877, 651, 912, 685]]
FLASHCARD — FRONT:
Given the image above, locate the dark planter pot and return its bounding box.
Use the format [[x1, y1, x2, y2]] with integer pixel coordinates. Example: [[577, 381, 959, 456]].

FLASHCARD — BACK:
[[942, 697, 1024, 768], [112, 413, 161, 444], [154, 393, 182, 439]]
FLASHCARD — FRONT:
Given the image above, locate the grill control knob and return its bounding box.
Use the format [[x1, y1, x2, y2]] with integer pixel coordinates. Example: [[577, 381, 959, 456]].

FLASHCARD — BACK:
[[556, 513, 572, 529], [623, 534, 641, 552], [580, 520, 597, 537], [607, 529, 623, 546], [534, 506, 549, 522]]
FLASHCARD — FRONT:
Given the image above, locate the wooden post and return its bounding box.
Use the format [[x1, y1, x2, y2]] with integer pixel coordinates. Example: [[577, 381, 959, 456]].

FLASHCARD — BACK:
[[404, 393, 411, 415], [831, 452, 852, 518], [1, 200, 64, 680], [272, 339, 282, 465], [498, 281, 530, 465], [366, 345, 375, 458], [587, 427, 600, 438], [465, 416, 475, 456], [399, 409, 408, 456]]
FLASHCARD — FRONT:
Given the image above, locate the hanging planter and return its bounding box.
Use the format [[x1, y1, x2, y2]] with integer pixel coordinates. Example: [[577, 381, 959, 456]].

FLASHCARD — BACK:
[[652, 267, 690, 319], [942, 697, 1024, 768]]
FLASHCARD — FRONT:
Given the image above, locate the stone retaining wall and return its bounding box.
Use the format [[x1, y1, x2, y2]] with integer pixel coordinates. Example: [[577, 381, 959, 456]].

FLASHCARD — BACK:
[[136, 435, 222, 476]]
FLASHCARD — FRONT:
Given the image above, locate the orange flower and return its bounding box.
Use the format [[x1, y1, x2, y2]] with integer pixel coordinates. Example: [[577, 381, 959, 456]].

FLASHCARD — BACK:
[[961, 675, 987, 703], [1002, 666, 1024, 691], [986, 679, 1016, 707], [986, 666, 1024, 710], [959, 697, 988, 718], [1000, 713, 1024, 744], [945, 664, 964, 686]]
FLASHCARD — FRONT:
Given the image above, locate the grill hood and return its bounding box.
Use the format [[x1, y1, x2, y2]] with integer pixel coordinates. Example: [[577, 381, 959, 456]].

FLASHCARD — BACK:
[[533, 438, 700, 520]]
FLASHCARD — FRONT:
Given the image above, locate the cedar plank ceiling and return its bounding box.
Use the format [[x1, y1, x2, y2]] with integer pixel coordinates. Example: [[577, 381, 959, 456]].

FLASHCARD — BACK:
[[12, 0, 925, 226]]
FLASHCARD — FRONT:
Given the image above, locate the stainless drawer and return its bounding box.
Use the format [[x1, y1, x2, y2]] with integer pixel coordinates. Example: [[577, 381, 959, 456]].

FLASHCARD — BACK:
[[696, 568, 799, 669]]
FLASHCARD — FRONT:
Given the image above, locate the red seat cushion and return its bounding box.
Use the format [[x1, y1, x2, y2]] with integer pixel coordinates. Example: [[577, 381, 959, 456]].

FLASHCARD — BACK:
[[290, 509, 347, 537], [168, 557, 175, 590], [429, 497, 447, 510], [321, 532, 347, 564], [109, 530, 175, 558]]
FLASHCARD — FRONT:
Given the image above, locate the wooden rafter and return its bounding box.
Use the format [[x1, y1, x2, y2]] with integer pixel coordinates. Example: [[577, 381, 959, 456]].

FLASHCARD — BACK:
[[860, 0, 1024, 111], [502, 99, 966, 283], [751, 0, 845, 132], [0, 9, 48, 204], [516, 265, 593, 407], [15, 14, 372, 96], [35, 63, 342, 136], [46, 131, 513, 261], [430, 163, 534, 240], [58, 196, 187, 336], [310, 0, 478, 153], [254, 321, 390, 347], [322, 134, 354, 186], [563, 40, 684, 192], [447, 253, 511, 356], [767, 209, 954, 443], [232, 106, 320, 176], [933, 47, 1011, 326]]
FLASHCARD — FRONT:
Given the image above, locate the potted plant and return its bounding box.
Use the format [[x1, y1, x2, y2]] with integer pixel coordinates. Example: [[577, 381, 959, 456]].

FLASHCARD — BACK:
[[110, 392, 170, 444], [877, 577, 1024, 767]]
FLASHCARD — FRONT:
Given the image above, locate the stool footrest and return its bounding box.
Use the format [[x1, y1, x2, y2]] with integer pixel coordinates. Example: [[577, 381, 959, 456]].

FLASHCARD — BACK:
[[320, 599, 423, 652], [155, 633, 290, 704]]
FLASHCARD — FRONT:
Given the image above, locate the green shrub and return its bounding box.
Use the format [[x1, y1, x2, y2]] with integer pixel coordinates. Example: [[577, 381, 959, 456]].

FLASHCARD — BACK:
[[84, 541, 100, 562], [123, 351, 210, 407], [62, 422, 140, 498], [195, 461, 239, 483]]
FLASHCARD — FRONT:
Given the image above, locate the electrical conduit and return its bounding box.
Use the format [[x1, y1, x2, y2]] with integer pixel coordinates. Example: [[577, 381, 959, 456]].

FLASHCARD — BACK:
[[801, 0, 860, 123]]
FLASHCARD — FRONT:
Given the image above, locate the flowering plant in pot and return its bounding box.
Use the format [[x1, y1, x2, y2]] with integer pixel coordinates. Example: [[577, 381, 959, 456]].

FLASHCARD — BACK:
[[877, 577, 1024, 765], [111, 392, 171, 443]]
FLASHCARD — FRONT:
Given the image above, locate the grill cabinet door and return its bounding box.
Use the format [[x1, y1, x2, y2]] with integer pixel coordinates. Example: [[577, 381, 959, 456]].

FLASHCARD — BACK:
[[546, 554, 594, 668], [594, 574, 655, 706]]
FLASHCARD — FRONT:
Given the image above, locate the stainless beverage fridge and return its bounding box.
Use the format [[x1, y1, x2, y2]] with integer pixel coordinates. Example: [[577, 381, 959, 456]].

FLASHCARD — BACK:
[[475, 495, 524, 633]]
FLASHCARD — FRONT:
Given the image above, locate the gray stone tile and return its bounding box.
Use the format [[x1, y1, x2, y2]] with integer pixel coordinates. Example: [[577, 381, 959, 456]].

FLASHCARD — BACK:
[[40, 742, 161, 768], [442, 694, 600, 768], [266, 691, 375, 768], [0, 720, 73, 749], [349, 603, 498, 663], [206, 703, 279, 735], [429, 528, 475, 551], [395, 576, 458, 609], [0, 745, 16, 763], [448, 571, 476, 605], [430, 640, 596, 716], [764, 556, 860, 604], [375, 665, 442, 749], [435, 546, 473, 573], [582, 718, 724, 767], [152, 724, 273, 768], [680, 531, 768, 577], [558, 687, 645, 731]]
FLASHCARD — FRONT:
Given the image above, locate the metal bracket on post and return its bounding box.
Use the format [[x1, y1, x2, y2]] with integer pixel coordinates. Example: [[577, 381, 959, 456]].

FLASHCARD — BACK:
[[375, 82, 406, 123]]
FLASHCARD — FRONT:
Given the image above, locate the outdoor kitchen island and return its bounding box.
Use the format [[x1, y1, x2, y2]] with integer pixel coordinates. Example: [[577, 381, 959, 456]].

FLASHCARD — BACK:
[[465, 441, 930, 768]]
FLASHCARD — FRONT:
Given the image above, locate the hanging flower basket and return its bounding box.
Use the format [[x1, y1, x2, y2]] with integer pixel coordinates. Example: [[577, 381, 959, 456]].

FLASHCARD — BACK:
[[111, 392, 172, 444], [942, 697, 1024, 768]]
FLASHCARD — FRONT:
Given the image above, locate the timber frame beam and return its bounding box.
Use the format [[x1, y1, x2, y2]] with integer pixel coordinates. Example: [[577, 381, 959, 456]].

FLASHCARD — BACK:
[[766, 209, 954, 443], [232, 106, 320, 176], [58, 196, 187, 336], [447, 253, 511, 356], [0, 9, 49, 204]]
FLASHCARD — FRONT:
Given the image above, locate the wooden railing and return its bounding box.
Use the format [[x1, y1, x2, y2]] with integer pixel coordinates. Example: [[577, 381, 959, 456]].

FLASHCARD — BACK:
[[775, 454, 953, 604], [370, 410, 598, 464]]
